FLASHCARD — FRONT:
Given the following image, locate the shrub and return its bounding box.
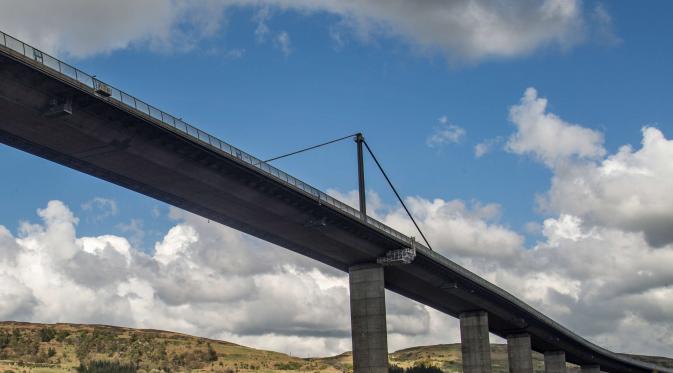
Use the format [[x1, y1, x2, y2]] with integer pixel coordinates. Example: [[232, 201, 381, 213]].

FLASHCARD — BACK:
[[206, 344, 218, 362], [274, 361, 303, 370], [56, 330, 71, 342], [389, 365, 404, 373], [389, 364, 443, 373], [0, 332, 9, 349], [39, 328, 57, 342], [76, 360, 137, 373]]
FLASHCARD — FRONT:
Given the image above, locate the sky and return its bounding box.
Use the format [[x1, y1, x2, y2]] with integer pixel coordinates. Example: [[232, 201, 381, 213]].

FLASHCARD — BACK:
[[0, 0, 672, 359]]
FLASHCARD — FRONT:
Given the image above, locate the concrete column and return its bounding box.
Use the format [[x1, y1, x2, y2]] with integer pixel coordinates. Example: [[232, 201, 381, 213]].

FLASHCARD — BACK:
[[544, 351, 567, 373], [580, 365, 600, 373], [460, 311, 492, 373], [507, 334, 533, 373], [349, 264, 388, 373]]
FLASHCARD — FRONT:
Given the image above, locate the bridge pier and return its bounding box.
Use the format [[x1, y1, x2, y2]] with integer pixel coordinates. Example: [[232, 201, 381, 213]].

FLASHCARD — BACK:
[[507, 333, 533, 373], [349, 264, 388, 373], [460, 311, 492, 373], [581, 365, 600, 373], [544, 351, 567, 373]]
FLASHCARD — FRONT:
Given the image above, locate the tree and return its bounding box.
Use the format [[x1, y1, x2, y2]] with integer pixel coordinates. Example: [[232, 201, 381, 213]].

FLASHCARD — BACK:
[[206, 344, 218, 362], [39, 328, 56, 342], [0, 332, 9, 349]]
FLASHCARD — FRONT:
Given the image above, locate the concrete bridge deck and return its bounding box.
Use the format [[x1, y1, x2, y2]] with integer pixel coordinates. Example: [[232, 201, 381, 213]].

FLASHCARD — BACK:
[[0, 31, 669, 373]]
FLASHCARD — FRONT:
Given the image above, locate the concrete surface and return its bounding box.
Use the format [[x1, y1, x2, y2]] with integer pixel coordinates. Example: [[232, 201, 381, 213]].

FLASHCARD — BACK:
[[350, 264, 388, 373]]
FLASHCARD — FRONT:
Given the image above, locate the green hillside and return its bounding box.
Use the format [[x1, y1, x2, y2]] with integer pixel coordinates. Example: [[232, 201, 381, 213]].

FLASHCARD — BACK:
[[1, 322, 670, 373]]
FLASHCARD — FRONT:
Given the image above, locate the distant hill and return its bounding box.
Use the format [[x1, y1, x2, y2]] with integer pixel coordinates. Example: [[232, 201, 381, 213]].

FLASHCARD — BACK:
[[1, 322, 671, 373]]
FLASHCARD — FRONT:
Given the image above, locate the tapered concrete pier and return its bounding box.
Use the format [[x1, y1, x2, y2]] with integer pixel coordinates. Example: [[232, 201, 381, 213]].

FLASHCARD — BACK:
[[460, 310, 492, 373], [544, 351, 567, 373], [349, 264, 388, 373], [507, 333, 533, 373]]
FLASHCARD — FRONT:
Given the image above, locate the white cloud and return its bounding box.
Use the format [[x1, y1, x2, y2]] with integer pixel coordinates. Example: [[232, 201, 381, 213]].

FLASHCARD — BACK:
[[0, 0, 596, 62], [488, 89, 673, 354], [505, 88, 673, 248], [0, 274, 37, 320], [506, 87, 606, 166], [382, 197, 523, 261], [206, 46, 246, 60], [497, 215, 673, 355], [0, 0, 227, 58], [252, 6, 292, 56], [253, 6, 272, 43], [81, 197, 118, 222], [116, 218, 145, 249], [474, 137, 502, 158], [3, 172, 673, 357], [224, 48, 246, 59], [427, 120, 466, 148], [260, 0, 587, 62], [542, 127, 673, 247], [318, 187, 673, 356], [275, 31, 292, 56], [523, 221, 543, 235], [592, 3, 622, 46], [474, 142, 490, 158], [0, 201, 434, 357]]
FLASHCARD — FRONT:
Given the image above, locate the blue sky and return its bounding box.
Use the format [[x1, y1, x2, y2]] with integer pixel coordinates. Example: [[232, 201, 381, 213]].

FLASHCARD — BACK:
[[1, 1, 671, 250], [1, 0, 673, 357]]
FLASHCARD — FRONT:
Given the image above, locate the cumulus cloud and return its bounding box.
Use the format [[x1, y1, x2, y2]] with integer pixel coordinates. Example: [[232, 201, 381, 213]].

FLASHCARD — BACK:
[[506, 87, 606, 166], [0, 0, 596, 62], [542, 127, 673, 247], [3, 176, 673, 357], [116, 219, 145, 249], [382, 197, 523, 261], [0, 201, 433, 357], [0, 274, 37, 320], [482, 88, 673, 354], [490, 215, 673, 355], [311, 185, 673, 356], [505, 88, 673, 248]]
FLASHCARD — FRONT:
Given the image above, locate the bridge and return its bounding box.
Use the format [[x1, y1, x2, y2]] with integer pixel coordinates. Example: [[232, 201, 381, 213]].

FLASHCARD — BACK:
[[0, 31, 669, 373]]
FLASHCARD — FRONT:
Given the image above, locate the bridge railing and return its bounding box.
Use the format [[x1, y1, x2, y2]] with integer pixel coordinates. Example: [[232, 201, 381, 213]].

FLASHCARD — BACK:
[[0, 30, 419, 250]]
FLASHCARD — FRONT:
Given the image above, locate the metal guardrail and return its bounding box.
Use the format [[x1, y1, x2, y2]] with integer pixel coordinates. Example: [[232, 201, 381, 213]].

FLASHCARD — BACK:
[[0, 30, 416, 249]]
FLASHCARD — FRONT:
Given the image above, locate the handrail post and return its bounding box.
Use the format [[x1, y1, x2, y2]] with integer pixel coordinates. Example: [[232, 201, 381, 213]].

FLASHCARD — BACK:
[[355, 133, 366, 220]]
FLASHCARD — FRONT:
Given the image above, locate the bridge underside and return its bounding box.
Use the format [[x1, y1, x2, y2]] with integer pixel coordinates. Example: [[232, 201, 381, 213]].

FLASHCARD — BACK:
[[0, 48, 664, 373]]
